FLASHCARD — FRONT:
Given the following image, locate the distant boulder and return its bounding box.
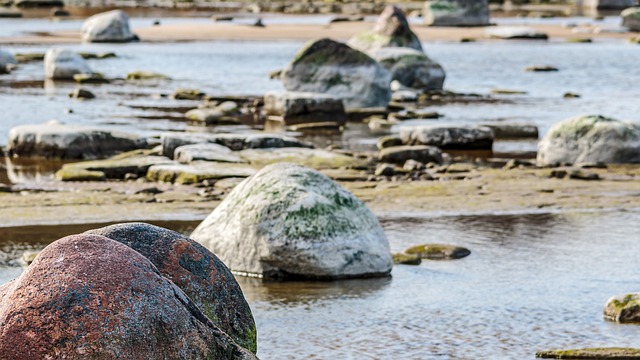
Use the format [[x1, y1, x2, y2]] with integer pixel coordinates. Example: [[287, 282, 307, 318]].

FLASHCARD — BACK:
[[371, 47, 445, 90], [348, 5, 423, 53], [585, 0, 637, 9], [400, 125, 494, 150], [0, 49, 16, 74], [264, 90, 347, 126], [191, 163, 393, 280], [423, 0, 490, 27], [537, 115, 640, 166], [282, 38, 391, 109], [0, 234, 256, 359], [44, 48, 92, 80], [622, 7, 640, 31], [81, 10, 137, 43]]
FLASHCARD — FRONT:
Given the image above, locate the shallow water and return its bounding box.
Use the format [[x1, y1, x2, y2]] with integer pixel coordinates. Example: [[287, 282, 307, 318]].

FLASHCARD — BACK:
[[0, 211, 638, 358]]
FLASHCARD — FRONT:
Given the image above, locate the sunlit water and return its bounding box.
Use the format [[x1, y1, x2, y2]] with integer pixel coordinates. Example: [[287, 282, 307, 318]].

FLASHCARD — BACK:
[[0, 211, 638, 358]]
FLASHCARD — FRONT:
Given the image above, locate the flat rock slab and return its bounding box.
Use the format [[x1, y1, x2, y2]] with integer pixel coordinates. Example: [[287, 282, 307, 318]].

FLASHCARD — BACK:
[[405, 243, 471, 260], [536, 348, 640, 359], [239, 147, 364, 169], [400, 125, 494, 150], [379, 145, 443, 164], [147, 162, 257, 184], [481, 123, 539, 139], [60, 155, 174, 179], [486, 26, 549, 40], [264, 90, 347, 126], [174, 143, 246, 164]]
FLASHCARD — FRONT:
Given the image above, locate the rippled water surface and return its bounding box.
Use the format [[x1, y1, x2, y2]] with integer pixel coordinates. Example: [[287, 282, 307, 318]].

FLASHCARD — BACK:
[[0, 211, 638, 358]]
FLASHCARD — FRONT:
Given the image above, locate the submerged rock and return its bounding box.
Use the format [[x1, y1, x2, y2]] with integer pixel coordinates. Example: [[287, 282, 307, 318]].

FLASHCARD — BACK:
[[604, 293, 640, 323], [190, 163, 393, 280], [372, 47, 445, 90], [264, 91, 347, 126], [173, 88, 206, 100], [392, 253, 422, 265], [126, 71, 170, 80], [68, 88, 95, 99], [73, 72, 109, 84], [281, 38, 391, 109], [0, 234, 256, 359], [348, 5, 423, 53], [44, 48, 93, 80], [85, 223, 257, 353], [423, 0, 490, 27], [537, 115, 640, 166], [185, 102, 242, 125], [405, 244, 471, 260], [8, 121, 145, 160], [81, 10, 137, 43], [536, 348, 640, 359], [486, 27, 549, 40], [400, 125, 494, 150], [622, 7, 640, 31]]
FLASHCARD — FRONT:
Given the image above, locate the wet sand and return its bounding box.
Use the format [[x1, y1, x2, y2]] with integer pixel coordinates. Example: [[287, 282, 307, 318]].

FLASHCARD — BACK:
[[2, 165, 639, 228], [0, 21, 633, 45]]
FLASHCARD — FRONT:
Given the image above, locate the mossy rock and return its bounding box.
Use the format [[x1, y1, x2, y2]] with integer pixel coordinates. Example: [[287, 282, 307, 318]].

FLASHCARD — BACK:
[[79, 52, 116, 59], [126, 71, 170, 80], [73, 73, 110, 84], [173, 88, 206, 100], [405, 244, 470, 260], [15, 52, 45, 63], [392, 253, 422, 265], [536, 347, 640, 359], [55, 168, 106, 182], [604, 293, 640, 323], [61, 155, 173, 179]]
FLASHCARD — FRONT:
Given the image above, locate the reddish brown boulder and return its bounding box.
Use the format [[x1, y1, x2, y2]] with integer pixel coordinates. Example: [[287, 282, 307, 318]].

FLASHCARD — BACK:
[[86, 222, 257, 353], [0, 234, 257, 359]]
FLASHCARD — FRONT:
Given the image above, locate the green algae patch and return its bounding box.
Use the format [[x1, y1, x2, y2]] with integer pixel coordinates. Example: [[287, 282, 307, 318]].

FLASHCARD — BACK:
[[536, 347, 640, 359], [604, 293, 640, 323], [405, 244, 471, 260], [55, 168, 106, 182], [392, 253, 421, 265], [126, 71, 170, 81]]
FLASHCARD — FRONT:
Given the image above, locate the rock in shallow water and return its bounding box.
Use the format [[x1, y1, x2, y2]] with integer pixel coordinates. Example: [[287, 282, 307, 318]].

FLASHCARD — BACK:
[[423, 0, 490, 27], [379, 145, 443, 165], [81, 10, 137, 43], [536, 347, 640, 359], [85, 223, 257, 353], [405, 244, 471, 260], [604, 293, 640, 323], [0, 234, 256, 359], [372, 47, 446, 91], [191, 163, 393, 280], [44, 48, 93, 80], [400, 125, 494, 150], [537, 115, 640, 166], [264, 90, 347, 127], [347, 5, 423, 53], [174, 143, 246, 163]]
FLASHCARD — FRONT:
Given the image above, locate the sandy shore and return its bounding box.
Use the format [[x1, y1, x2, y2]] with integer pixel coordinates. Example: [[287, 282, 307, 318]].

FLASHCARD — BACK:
[[0, 21, 634, 45], [2, 165, 639, 228]]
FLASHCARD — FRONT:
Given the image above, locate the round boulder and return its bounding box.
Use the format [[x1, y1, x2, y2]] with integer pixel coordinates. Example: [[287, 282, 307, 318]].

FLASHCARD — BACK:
[[0, 234, 256, 359], [281, 38, 391, 109], [347, 5, 423, 54], [191, 163, 393, 280], [44, 47, 92, 80], [81, 10, 137, 43], [85, 223, 257, 353], [372, 47, 445, 90], [537, 115, 640, 166]]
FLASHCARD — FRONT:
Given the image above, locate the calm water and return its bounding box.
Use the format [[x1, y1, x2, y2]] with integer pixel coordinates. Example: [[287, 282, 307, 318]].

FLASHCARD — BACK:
[[0, 211, 638, 358]]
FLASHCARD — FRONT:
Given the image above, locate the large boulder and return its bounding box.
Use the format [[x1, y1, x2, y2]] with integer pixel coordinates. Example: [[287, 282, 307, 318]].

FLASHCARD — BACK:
[[622, 7, 640, 31], [584, 0, 637, 9], [7, 121, 146, 159], [264, 90, 347, 126], [191, 163, 393, 280], [423, 0, 490, 27], [0, 234, 256, 359], [372, 47, 445, 90], [347, 5, 423, 54], [281, 38, 392, 109], [44, 48, 92, 80], [537, 115, 640, 166], [81, 10, 137, 43], [85, 223, 257, 353], [400, 125, 494, 150]]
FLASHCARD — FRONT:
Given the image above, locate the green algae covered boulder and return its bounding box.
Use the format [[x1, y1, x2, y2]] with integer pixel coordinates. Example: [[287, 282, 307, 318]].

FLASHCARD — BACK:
[[347, 5, 423, 54], [537, 115, 640, 166], [191, 163, 393, 280], [85, 223, 257, 353], [281, 38, 391, 109], [604, 293, 640, 323], [0, 234, 256, 359]]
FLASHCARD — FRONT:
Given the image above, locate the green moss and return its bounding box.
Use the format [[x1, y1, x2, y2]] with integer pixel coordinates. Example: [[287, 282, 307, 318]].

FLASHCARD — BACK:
[[126, 71, 170, 81], [55, 168, 106, 182], [405, 244, 471, 260], [536, 347, 640, 359], [550, 115, 614, 139], [392, 253, 421, 265]]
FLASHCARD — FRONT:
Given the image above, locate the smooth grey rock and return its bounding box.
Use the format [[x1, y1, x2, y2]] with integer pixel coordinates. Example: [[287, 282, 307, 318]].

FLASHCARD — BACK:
[[174, 143, 246, 164], [44, 48, 92, 80], [348, 5, 423, 53], [481, 123, 539, 139], [379, 145, 443, 164], [0, 49, 16, 73], [8, 121, 145, 159], [190, 163, 393, 279], [423, 0, 490, 27], [160, 132, 310, 159], [372, 47, 446, 91], [537, 115, 640, 166], [238, 147, 363, 169], [622, 7, 640, 31], [282, 38, 391, 109], [264, 91, 347, 126], [485, 26, 549, 40], [400, 125, 494, 150], [604, 293, 640, 323], [81, 10, 137, 43], [584, 0, 636, 9]]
